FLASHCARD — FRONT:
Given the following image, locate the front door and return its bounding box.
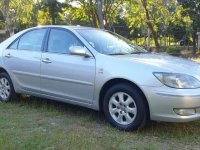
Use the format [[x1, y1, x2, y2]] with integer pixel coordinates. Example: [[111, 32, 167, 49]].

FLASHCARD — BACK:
[[41, 28, 95, 104]]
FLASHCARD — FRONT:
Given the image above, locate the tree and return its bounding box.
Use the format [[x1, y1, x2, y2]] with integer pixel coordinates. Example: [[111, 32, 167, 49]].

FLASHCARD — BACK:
[[113, 16, 133, 39], [64, 0, 124, 29], [39, 0, 64, 25], [0, 0, 13, 35], [178, 0, 200, 54], [0, 0, 36, 35], [76, 0, 99, 27], [141, 0, 160, 51], [125, 0, 179, 52], [102, 0, 124, 30]]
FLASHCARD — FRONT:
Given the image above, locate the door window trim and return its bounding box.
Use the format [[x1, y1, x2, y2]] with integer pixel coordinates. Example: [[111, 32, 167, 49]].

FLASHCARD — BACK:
[[44, 27, 91, 56], [7, 39, 20, 50], [7, 27, 49, 52]]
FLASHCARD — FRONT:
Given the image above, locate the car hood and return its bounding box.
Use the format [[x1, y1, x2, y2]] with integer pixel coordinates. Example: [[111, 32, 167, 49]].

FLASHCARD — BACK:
[[116, 53, 200, 75]]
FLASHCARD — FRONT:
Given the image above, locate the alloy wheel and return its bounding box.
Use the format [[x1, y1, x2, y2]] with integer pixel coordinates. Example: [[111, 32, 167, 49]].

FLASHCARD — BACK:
[[108, 92, 137, 125], [0, 77, 11, 101]]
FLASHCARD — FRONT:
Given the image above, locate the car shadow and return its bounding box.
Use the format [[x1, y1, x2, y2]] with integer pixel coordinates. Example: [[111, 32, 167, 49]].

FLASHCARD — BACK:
[[12, 94, 106, 123]]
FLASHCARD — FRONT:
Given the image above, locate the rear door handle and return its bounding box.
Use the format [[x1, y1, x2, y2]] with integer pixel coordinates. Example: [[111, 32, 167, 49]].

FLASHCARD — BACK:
[[5, 53, 12, 58], [42, 58, 52, 64]]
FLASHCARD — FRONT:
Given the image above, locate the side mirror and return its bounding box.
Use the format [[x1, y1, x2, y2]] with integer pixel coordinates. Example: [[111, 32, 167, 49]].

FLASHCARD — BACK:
[[69, 46, 92, 57]]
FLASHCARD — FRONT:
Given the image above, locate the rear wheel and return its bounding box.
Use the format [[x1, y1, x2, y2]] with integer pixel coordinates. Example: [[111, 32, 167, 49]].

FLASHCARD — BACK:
[[103, 83, 147, 131], [0, 72, 19, 102]]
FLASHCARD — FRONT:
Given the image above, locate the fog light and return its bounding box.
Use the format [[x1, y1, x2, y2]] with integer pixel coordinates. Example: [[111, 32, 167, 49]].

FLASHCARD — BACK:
[[174, 108, 196, 116]]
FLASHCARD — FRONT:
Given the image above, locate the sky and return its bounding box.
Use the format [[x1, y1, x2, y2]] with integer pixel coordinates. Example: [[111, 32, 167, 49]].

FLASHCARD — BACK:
[[57, 0, 79, 7], [57, 0, 66, 3]]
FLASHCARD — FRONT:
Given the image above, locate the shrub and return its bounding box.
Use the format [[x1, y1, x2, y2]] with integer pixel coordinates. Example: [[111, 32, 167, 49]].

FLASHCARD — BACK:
[[166, 47, 182, 54]]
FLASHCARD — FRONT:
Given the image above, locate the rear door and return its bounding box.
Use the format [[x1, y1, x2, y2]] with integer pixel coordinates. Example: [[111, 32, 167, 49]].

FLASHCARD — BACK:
[[40, 28, 95, 104], [2, 28, 47, 93]]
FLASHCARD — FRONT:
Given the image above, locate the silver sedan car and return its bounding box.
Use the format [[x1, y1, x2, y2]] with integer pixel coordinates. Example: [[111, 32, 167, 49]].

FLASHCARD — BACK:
[[0, 25, 200, 130]]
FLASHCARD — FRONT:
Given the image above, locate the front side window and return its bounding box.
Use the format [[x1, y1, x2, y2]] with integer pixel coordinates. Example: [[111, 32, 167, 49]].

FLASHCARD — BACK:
[[47, 29, 84, 54], [18, 29, 47, 51]]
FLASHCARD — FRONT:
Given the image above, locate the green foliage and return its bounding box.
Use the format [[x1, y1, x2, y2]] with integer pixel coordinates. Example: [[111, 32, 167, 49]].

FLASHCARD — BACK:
[[0, 11, 4, 21], [113, 16, 133, 39], [0, 0, 198, 52], [125, 0, 177, 32], [177, 0, 200, 52], [0, 0, 37, 31], [0, 21, 5, 29], [166, 47, 182, 54], [39, 0, 67, 25], [167, 21, 187, 42], [124, 0, 180, 51], [37, 9, 52, 25], [64, 0, 124, 28], [0, 11, 5, 29], [63, 6, 91, 26]]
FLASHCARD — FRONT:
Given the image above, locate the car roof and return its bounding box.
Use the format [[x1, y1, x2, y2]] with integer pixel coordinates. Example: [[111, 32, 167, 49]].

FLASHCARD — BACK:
[[29, 25, 98, 30]]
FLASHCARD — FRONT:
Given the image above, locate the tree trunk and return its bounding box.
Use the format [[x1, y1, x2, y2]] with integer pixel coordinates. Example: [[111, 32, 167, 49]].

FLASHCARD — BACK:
[[5, 18, 14, 36], [52, 16, 56, 25], [92, 13, 98, 27], [192, 31, 197, 55], [191, 16, 198, 55], [88, 0, 98, 27], [147, 27, 151, 50], [147, 22, 160, 51], [141, 0, 160, 52], [97, 0, 104, 29], [87, 13, 94, 27], [1, 0, 15, 36]]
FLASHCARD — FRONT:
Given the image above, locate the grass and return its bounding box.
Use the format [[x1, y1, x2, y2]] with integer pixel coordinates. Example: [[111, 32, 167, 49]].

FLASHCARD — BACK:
[[0, 96, 200, 150]]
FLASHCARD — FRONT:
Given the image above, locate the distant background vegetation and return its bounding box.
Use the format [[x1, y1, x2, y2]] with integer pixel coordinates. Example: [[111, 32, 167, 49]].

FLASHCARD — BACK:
[[0, 0, 199, 55]]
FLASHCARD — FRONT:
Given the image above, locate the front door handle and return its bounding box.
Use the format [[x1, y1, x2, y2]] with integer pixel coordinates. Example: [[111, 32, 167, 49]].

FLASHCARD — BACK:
[[5, 53, 12, 58], [42, 58, 52, 64]]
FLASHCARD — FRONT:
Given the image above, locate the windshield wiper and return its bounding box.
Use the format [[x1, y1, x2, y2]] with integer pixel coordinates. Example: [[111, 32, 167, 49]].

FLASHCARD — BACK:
[[130, 51, 147, 54], [108, 51, 148, 55], [108, 53, 127, 55]]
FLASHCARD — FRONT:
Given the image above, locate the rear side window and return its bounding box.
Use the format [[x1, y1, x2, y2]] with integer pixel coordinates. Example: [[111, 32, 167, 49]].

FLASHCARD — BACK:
[[17, 29, 47, 51], [47, 29, 84, 54]]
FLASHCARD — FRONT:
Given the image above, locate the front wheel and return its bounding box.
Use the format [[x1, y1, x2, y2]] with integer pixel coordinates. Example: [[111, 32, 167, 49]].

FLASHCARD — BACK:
[[103, 83, 147, 131], [0, 72, 19, 102]]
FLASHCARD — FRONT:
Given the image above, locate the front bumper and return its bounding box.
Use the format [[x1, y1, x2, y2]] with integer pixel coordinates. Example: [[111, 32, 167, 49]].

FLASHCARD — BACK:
[[141, 85, 200, 122]]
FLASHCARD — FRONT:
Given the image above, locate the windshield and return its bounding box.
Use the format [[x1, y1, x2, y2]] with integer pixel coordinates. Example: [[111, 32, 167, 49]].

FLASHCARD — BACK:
[[76, 29, 147, 55]]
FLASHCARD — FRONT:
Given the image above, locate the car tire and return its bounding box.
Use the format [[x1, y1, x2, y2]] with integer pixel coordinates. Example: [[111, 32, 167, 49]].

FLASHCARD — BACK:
[[0, 72, 19, 102], [103, 83, 147, 131]]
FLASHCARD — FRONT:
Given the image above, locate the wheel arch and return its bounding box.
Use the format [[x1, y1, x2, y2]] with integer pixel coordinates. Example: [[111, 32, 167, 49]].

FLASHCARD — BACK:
[[0, 67, 15, 90], [99, 78, 150, 119], [0, 67, 9, 74]]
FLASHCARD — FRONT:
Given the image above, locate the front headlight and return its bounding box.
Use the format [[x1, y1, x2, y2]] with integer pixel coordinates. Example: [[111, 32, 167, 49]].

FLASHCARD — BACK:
[[153, 72, 200, 89]]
